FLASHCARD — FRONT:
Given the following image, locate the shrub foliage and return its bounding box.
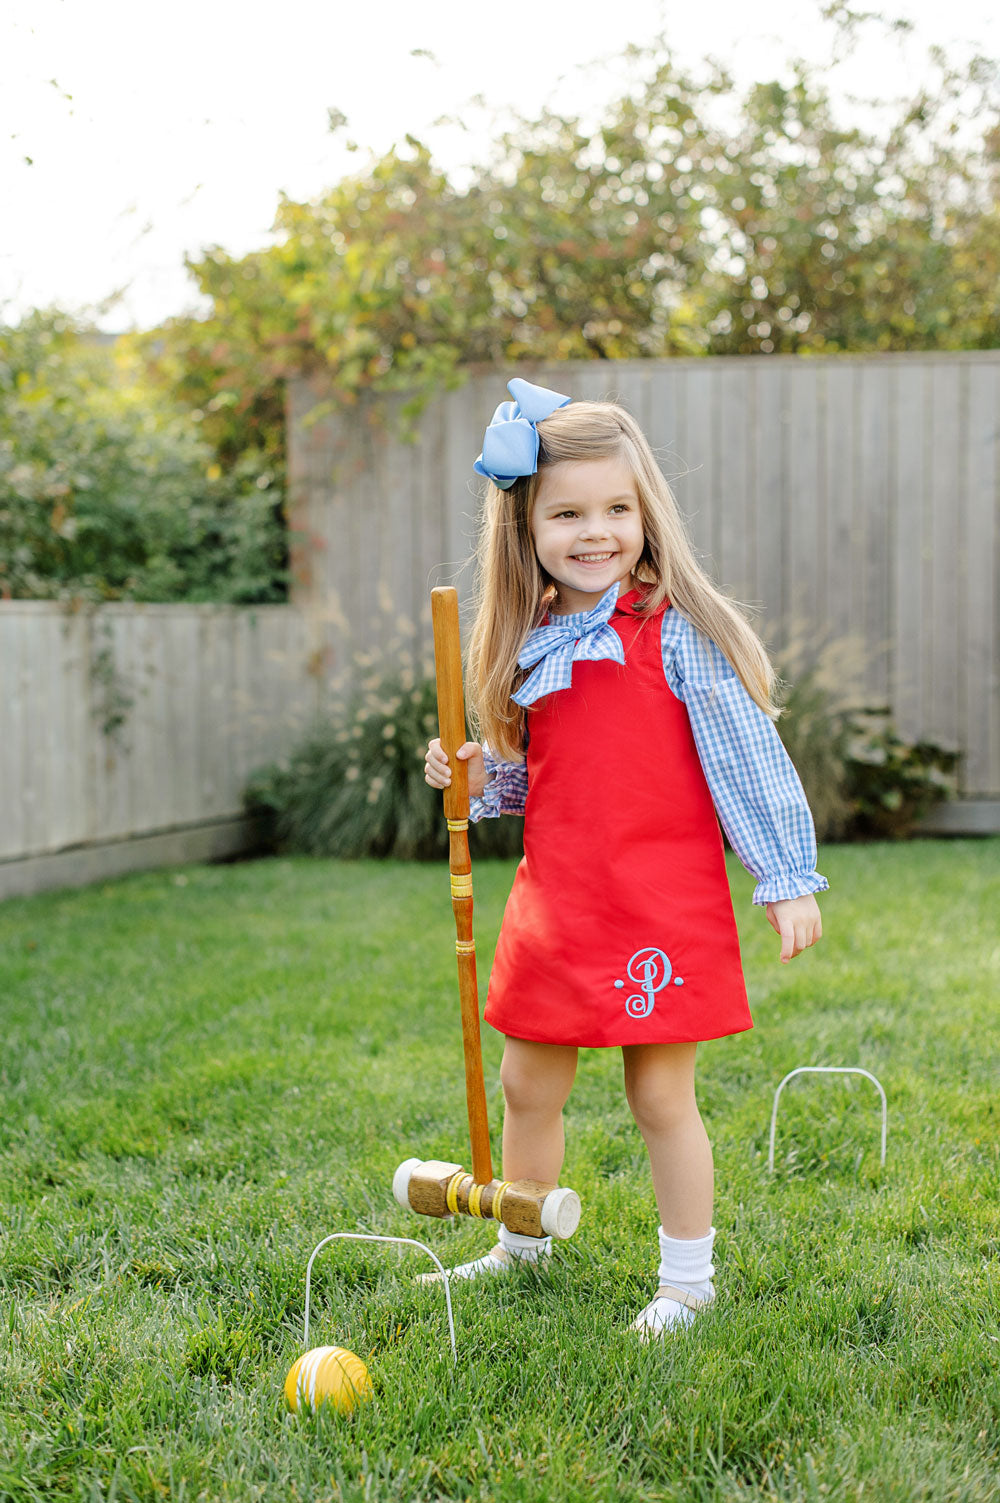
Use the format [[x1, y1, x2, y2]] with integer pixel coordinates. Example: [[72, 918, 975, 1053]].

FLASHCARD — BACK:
[[843, 708, 960, 838], [774, 635, 959, 841], [0, 309, 287, 602]]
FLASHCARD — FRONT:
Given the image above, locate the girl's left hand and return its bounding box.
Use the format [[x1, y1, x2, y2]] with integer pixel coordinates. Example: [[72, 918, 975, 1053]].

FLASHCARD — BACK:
[[765, 895, 823, 963]]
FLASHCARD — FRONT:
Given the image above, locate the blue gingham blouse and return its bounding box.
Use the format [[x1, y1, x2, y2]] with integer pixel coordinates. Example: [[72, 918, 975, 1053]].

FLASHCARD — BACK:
[[470, 601, 829, 908]]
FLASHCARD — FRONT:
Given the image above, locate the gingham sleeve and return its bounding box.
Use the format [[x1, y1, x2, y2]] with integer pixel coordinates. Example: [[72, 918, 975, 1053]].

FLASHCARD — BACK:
[[661, 611, 829, 906], [469, 743, 528, 823]]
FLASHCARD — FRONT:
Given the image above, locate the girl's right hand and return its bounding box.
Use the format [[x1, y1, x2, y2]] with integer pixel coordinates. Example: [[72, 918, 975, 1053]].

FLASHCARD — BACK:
[[424, 738, 487, 799]]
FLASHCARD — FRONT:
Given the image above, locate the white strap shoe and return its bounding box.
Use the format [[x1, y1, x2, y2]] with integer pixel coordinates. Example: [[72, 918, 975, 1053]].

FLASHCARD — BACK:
[[632, 1283, 714, 1341], [418, 1245, 553, 1285]]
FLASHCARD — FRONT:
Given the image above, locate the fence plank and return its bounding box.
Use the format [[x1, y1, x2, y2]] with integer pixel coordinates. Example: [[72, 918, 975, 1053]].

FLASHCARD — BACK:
[[60, 612, 92, 848], [417, 392, 448, 601], [964, 364, 1000, 793], [1, 616, 28, 857], [135, 608, 170, 831], [892, 363, 927, 740], [752, 361, 788, 630], [824, 363, 859, 658], [786, 364, 822, 632], [679, 363, 717, 578], [928, 364, 962, 746], [716, 362, 753, 605], [859, 362, 893, 704], [605, 364, 647, 434], [441, 378, 482, 608], [648, 362, 686, 479]]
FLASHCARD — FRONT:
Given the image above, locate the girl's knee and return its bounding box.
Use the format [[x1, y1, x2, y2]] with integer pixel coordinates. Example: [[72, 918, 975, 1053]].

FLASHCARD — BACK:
[[500, 1039, 576, 1116], [624, 1062, 699, 1138], [622, 1043, 699, 1135]]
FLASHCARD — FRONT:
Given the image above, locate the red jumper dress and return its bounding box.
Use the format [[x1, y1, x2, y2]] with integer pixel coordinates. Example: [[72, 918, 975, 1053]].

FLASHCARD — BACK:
[[484, 588, 753, 1047]]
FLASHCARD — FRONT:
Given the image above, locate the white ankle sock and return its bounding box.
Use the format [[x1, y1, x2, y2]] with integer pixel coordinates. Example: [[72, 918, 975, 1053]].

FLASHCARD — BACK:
[[634, 1226, 716, 1338], [657, 1225, 715, 1290], [498, 1224, 552, 1262]]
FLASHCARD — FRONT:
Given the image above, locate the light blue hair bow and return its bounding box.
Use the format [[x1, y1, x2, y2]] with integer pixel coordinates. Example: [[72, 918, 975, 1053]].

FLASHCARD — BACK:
[[512, 582, 625, 707], [473, 377, 571, 490]]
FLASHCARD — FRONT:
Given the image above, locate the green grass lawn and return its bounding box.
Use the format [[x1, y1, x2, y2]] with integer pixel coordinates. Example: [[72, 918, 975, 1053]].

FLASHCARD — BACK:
[[0, 841, 998, 1503]]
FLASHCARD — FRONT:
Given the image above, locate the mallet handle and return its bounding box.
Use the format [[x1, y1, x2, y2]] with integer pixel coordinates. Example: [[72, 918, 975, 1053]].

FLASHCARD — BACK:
[[430, 587, 494, 1188]]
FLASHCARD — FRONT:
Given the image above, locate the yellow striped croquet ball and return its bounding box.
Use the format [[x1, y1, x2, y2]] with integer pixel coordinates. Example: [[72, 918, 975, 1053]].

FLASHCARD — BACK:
[[284, 1346, 373, 1415]]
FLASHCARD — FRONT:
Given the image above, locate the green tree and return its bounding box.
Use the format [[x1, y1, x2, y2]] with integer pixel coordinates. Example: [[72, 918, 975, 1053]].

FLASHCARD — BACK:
[[689, 55, 1000, 353]]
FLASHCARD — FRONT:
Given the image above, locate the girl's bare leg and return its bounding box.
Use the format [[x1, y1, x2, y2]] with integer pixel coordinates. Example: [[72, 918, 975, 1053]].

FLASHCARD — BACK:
[[417, 1037, 577, 1282], [500, 1036, 578, 1183], [621, 1042, 713, 1237], [622, 1042, 716, 1335]]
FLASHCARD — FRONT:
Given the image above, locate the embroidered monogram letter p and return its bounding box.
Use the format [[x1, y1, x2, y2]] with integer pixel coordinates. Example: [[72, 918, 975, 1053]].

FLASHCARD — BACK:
[[614, 947, 681, 1018]]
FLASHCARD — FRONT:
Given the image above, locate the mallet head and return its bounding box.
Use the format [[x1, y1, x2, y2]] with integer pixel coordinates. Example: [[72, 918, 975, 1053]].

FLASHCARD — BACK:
[[393, 1157, 581, 1240]]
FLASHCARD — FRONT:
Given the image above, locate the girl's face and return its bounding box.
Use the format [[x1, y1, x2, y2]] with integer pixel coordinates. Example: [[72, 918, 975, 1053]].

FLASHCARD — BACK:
[[530, 455, 645, 615]]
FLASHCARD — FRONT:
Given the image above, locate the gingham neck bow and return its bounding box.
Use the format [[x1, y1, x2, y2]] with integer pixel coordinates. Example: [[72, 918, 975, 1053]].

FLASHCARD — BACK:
[[512, 583, 625, 707]]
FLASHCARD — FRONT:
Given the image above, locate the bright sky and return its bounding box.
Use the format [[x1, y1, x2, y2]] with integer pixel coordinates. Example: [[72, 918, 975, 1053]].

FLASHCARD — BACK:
[[2, 0, 996, 333]]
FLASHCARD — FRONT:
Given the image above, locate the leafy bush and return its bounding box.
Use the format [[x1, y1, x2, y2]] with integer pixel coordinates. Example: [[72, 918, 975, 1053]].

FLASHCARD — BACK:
[[0, 308, 287, 603], [844, 708, 960, 839], [773, 634, 959, 841], [245, 669, 523, 861]]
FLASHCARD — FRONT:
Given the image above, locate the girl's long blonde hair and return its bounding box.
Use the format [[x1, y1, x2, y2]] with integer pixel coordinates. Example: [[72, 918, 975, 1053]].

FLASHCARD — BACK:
[[466, 398, 778, 762]]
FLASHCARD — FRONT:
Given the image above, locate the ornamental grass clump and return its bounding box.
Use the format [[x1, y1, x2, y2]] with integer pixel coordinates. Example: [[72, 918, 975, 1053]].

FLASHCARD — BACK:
[[768, 626, 863, 842], [246, 666, 523, 861]]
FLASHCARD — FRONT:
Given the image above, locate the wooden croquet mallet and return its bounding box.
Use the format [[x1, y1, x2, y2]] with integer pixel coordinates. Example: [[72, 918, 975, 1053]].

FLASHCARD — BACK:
[[392, 587, 581, 1241]]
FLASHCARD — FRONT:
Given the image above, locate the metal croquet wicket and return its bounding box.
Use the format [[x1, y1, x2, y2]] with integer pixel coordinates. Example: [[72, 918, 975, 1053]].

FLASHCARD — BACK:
[[767, 1067, 888, 1174], [304, 1233, 457, 1364]]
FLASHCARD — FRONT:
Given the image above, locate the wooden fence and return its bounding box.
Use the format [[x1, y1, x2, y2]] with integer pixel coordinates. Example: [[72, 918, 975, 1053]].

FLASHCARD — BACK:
[[288, 353, 1000, 810], [0, 603, 320, 897]]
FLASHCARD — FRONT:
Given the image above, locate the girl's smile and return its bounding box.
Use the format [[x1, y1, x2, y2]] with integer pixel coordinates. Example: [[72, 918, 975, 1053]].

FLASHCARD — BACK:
[[531, 456, 645, 614]]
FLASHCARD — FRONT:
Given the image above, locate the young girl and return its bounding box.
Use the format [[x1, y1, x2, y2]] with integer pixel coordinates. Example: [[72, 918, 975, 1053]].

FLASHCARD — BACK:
[[423, 377, 825, 1339]]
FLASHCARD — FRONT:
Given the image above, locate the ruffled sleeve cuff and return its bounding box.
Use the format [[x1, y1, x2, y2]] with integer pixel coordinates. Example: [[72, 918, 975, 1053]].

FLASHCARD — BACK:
[[469, 781, 503, 823], [752, 871, 830, 907], [469, 744, 528, 823]]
